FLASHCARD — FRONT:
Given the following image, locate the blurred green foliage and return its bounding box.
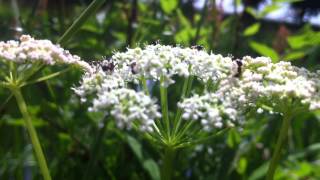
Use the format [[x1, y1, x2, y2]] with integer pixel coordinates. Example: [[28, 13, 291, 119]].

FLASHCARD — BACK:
[[0, 0, 320, 179]]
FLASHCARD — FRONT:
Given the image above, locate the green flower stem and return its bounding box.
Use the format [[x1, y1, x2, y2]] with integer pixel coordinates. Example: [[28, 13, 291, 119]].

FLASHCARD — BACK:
[[11, 88, 51, 180], [173, 75, 193, 135], [83, 116, 108, 180], [266, 113, 292, 180], [141, 76, 149, 95], [160, 76, 170, 139], [161, 147, 176, 180], [21, 67, 71, 87], [58, 0, 106, 46]]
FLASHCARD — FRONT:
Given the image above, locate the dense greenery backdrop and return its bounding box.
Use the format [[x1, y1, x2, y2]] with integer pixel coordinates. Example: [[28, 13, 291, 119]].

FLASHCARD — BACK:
[[1, 0, 320, 179]]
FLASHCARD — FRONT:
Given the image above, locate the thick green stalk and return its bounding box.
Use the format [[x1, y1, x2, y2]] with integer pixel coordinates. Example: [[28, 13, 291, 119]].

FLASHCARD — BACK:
[[57, 0, 106, 45], [266, 114, 292, 180], [161, 147, 175, 180], [12, 88, 51, 180], [160, 76, 170, 138]]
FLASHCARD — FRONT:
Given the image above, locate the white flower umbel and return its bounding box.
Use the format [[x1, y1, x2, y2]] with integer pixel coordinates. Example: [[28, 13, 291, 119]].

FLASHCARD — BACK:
[[91, 88, 161, 132], [74, 45, 244, 180], [109, 44, 237, 86], [0, 35, 92, 72], [231, 57, 320, 180], [178, 92, 242, 131], [73, 67, 161, 132], [0, 35, 92, 180], [228, 56, 320, 113], [73, 68, 125, 102], [75, 44, 243, 135]]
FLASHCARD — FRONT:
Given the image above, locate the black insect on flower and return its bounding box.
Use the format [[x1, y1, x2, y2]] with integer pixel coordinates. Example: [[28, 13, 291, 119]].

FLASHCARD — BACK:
[[101, 59, 116, 72], [130, 62, 138, 74], [191, 45, 204, 51], [233, 59, 243, 78], [151, 40, 160, 45]]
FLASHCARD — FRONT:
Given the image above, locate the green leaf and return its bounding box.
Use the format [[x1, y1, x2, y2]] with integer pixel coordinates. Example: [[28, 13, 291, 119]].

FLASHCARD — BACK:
[[5, 118, 48, 127], [127, 135, 160, 180], [143, 159, 161, 180], [249, 41, 279, 62], [283, 51, 305, 61], [236, 0, 242, 7], [248, 162, 269, 180], [287, 32, 320, 49], [287, 34, 308, 49], [127, 135, 143, 160], [236, 157, 248, 174], [245, 7, 259, 19], [260, 4, 280, 18], [160, 0, 178, 14], [58, 133, 72, 142], [227, 129, 241, 148], [177, 9, 191, 28], [243, 23, 261, 36]]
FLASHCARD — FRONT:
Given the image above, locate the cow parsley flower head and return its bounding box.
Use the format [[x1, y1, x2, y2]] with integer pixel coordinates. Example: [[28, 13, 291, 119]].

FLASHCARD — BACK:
[[178, 92, 244, 131], [225, 56, 320, 114], [73, 67, 125, 103], [0, 35, 92, 72], [91, 88, 161, 132], [74, 44, 242, 134], [73, 66, 161, 132], [109, 44, 238, 86]]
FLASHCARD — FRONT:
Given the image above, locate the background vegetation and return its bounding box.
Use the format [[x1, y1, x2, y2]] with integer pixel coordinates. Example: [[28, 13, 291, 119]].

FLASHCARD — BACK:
[[1, 0, 320, 179]]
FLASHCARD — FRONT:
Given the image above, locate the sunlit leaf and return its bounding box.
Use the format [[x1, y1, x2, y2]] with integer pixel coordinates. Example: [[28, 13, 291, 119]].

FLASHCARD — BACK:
[[245, 7, 259, 19], [227, 128, 241, 148], [283, 51, 305, 61], [236, 0, 242, 7], [160, 0, 178, 14], [287, 32, 320, 49], [236, 157, 247, 174], [249, 41, 279, 62], [243, 23, 261, 36], [5, 118, 48, 127], [260, 4, 280, 18]]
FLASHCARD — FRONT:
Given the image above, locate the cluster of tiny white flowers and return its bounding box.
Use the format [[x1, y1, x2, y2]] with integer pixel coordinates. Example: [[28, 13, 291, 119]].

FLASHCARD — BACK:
[[91, 88, 161, 131], [222, 56, 320, 113], [74, 66, 161, 132], [73, 68, 125, 102], [0, 35, 92, 72], [178, 92, 242, 131], [74, 44, 244, 132], [110, 44, 237, 86]]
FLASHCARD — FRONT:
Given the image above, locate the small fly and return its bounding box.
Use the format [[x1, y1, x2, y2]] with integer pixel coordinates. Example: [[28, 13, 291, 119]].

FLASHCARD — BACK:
[[191, 45, 204, 51]]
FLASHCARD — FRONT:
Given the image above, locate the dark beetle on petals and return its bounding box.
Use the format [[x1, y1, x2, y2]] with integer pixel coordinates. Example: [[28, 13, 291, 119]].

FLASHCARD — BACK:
[[233, 59, 243, 78]]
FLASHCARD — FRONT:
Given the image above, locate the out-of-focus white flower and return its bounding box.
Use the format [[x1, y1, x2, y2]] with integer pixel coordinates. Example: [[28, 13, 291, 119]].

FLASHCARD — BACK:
[[0, 35, 92, 72]]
